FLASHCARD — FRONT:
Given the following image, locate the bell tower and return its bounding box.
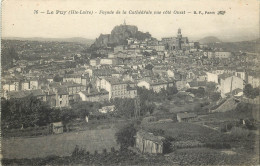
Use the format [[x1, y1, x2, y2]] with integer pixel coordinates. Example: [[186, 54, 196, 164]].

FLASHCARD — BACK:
[[177, 28, 182, 38]]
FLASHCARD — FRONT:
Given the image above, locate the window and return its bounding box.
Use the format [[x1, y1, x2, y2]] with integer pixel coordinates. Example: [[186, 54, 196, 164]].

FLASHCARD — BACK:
[[60, 95, 62, 98], [60, 101, 62, 105]]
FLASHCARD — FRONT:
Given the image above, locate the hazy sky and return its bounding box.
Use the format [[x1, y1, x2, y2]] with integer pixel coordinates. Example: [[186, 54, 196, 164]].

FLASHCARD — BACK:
[[2, 0, 259, 41]]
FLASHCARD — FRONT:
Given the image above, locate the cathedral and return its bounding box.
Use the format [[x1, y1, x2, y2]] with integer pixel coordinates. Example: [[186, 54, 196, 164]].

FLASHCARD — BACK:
[[162, 28, 189, 50]]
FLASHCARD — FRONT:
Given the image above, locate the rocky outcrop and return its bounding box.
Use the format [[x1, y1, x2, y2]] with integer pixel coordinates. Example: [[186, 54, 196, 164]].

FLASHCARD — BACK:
[[91, 24, 152, 48]]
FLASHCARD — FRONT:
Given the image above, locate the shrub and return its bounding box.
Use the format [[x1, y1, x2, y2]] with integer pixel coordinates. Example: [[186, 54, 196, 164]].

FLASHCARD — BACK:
[[111, 147, 115, 153], [115, 123, 137, 149], [103, 148, 107, 154], [72, 145, 80, 157], [163, 137, 173, 154]]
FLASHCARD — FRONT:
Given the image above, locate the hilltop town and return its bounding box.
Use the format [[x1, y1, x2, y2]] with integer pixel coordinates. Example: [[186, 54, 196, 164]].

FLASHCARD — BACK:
[[1, 22, 260, 165]]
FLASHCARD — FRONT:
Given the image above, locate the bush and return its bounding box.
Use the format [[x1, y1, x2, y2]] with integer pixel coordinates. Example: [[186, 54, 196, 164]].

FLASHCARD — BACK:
[[115, 123, 137, 149], [220, 122, 235, 132], [163, 137, 173, 154], [111, 147, 115, 153], [72, 145, 80, 157], [103, 148, 107, 154]]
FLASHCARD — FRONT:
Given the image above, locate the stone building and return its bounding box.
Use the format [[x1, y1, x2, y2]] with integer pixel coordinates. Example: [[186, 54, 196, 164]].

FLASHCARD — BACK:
[[135, 130, 164, 154], [162, 28, 189, 50]]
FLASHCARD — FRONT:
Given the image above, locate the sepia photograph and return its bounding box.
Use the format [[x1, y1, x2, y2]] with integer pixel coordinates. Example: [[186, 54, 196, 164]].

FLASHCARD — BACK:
[[1, 0, 259, 165]]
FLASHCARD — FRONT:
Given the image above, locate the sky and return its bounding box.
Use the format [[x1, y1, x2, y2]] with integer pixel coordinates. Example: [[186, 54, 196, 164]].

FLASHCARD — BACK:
[[2, 0, 259, 41]]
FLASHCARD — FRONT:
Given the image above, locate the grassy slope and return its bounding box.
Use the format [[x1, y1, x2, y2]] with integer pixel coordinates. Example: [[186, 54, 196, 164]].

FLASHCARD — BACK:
[[2, 128, 119, 159]]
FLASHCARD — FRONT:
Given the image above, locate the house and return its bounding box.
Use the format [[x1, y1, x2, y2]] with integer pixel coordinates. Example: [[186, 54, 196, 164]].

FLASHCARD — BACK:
[[215, 51, 232, 59], [235, 69, 246, 81], [177, 112, 197, 122], [55, 88, 70, 107], [2, 82, 19, 92], [247, 75, 260, 88], [50, 122, 63, 134], [148, 45, 165, 52], [204, 51, 215, 58], [78, 88, 109, 102], [63, 74, 82, 84], [167, 69, 175, 78], [48, 82, 85, 104], [214, 67, 225, 75], [100, 58, 117, 65], [206, 72, 218, 83], [21, 81, 30, 90], [89, 59, 100, 66], [218, 74, 244, 97], [135, 130, 164, 154], [204, 51, 232, 59], [46, 77, 54, 83], [29, 79, 39, 90], [97, 77, 137, 99], [137, 79, 173, 93], [176, 80, 190, 91]]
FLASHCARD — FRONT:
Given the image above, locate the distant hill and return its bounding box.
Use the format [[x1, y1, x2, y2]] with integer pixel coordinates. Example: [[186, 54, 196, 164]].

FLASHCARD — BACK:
[[207, 38, 260, 53], [2, 37, 94, 45], [199, 36, 222, 44], [91, 24, 153, 49]]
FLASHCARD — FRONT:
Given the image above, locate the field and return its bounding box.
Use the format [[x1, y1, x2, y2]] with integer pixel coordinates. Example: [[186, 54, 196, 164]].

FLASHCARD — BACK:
[[142, 121, 259, 165], [2, 128, 119, 159], [142, 121, 220, 142]]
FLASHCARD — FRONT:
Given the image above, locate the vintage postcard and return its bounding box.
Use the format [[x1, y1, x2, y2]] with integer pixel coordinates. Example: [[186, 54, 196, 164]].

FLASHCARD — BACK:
[[1, 0, 259, 165]]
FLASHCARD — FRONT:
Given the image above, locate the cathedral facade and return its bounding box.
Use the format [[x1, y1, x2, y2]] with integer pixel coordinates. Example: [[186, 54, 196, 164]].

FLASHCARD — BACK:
[[162, 28, 189, 50]]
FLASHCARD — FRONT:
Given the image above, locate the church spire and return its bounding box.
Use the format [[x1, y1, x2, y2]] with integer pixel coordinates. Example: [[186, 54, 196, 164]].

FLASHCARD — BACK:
[[123, 19, 126, 25]]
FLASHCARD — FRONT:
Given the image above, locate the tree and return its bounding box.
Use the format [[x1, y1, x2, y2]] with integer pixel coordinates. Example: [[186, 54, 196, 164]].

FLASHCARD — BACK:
[[1, 96, 62, 129], [145, 64, 154, 70], [163, 137, 173, 154], [210, 92, 221, 102], [1, 46, 19, 69], [142, 51, 151, 57], [112, 98, 135, 118], [243, 84, 259, 99], [53, 75, 63, 82], [115, 123, 137, 149]]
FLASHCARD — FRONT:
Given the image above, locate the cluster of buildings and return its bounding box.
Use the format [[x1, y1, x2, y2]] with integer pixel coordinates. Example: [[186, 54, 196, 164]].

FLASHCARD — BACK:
[[2, 27, 259, 110], [206, 67, 260, 97]]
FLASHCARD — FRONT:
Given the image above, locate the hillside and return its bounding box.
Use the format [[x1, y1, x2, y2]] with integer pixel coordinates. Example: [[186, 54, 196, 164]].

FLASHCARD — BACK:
[[91, 24, 152, 49], [1, 46, 19, 69], [199, 36, 222, 44], [2, 37, 94, 46], [207, 38, 260, 53]]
